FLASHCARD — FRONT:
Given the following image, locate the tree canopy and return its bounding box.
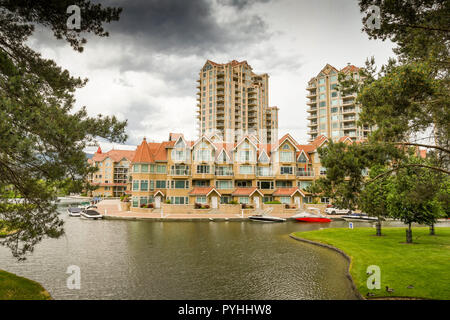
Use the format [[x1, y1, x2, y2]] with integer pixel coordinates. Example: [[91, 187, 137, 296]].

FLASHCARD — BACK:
[[0, 1, 124, 259]]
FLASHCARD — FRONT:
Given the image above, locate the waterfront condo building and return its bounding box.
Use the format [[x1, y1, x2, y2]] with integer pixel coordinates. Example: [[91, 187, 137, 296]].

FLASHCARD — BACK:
[[87, 147, 135, 197], [128, 132, 352, 211], [196, 60, 278, 145], [306, 63, 372, 142]]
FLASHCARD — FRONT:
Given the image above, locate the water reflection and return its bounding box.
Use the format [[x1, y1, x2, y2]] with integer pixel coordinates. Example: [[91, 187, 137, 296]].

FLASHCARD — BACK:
[[5, 208, 437, 300]]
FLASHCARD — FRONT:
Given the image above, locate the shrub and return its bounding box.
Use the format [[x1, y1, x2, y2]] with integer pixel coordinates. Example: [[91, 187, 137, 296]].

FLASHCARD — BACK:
[[203, 204, 210, 209], [165, 199, 171, 204], [241, 203, 247, 209], [194, 203, 202, 209], [285, 204, 290, 209], [264, 200, 282, 204], [229, 200, 239, 205]]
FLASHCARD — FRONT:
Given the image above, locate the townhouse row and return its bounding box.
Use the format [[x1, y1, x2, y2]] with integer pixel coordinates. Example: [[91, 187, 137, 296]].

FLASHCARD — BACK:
[[123, 133, 356, 211]]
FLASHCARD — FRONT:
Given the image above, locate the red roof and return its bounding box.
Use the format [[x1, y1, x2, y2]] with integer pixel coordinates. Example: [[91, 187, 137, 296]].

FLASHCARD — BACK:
[[272, 187, 305, 197], [91, 149, 135, 163], [340, 65, 360, 73], [96, 146, 102, 154], [189, 187, 221, 196], [232, 187, 262, 197]]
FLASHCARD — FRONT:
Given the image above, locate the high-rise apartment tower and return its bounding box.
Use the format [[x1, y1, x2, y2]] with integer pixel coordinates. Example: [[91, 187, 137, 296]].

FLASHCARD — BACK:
[[306, 63, 372, 142], [196, 60, 278, 144]]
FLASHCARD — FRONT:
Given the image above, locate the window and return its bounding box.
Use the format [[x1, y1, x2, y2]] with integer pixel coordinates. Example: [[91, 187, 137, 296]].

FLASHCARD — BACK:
[[319, 94, 326, 100], [170, 197, 188, 205], [259, 152, 269, 163], [280, 197, 290, 204], [174, 180, 188, 189], [132, 197, 139, 207], [330, 75, 337, 82], [330, 84, 337, 90], [276, 181, 292, 188], [220, 196, 230, 204], [331, 99, 339, 106], [240, 165, 253, 174], [133, 164, 140, 173], [298, 153, 307, 163], [258, 181, 274, 189], [321, 197, 330, 204], [331, 107, 338, 113], [239, 150, 251, 162], [280, 166, 293, 175], [216, 180, 232, 189], [156, 180, 166, 189], [132, 180, 139, 191], [257, 166, 272, 176], [140, 180, 148, 191], [140, 196, 148, 206], [196, 196, 207, 204], [197, 165, 210, 174], [320, 167, 327, 175], [280, 151, 294, 162], [319, 101, 326, 107], [304, 196, 312, 204], [141, 164, 148, 173], [239, 197, 249, 204], [318, 78, 325, 84], [263, 196, 273, 203], [298, 181, 312, 189], [156, 165, 166, 174], [331, 91, 338, 97]]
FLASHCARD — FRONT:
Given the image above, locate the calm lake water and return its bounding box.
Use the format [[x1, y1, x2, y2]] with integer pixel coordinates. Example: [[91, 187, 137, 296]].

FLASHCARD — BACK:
[[0, 207, 376, 300]]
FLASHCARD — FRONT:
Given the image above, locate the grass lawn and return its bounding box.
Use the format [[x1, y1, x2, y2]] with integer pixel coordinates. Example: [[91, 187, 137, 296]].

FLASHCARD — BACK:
[[0, 269, 51, 300], [292, 227, 450, 300]]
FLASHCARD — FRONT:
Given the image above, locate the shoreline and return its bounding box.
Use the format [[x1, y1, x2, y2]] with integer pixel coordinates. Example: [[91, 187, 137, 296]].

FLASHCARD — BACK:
[[289, 233, 364, 300], [0, 269, 52, 300], [289, 229, 448, 300]]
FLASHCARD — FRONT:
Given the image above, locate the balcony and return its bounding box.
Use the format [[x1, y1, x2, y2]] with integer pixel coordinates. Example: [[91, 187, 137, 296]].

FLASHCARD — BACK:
[[306, 100, 317, 105], [307, 107, 317, 113], [296, 170, 315, 177], [307, 122, 318, 127], [307, 114, 317, 120], [169, 169, 191, 177], [342, 108, 356, 114], [306, 92, 317, 98]]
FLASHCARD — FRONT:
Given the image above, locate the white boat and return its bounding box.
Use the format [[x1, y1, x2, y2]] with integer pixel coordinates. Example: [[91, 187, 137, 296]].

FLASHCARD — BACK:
[[80, 209, 103, 220], [67, 207, 82, 217], [342, 213, 378, 222], [291, 208, 332, 223], [249, 208, 286, 223]]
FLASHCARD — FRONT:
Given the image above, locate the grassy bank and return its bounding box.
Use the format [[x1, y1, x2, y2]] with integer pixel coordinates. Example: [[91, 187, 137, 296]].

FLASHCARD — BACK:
[[292, 227, 450, 300], [0, 270, 51, 300]]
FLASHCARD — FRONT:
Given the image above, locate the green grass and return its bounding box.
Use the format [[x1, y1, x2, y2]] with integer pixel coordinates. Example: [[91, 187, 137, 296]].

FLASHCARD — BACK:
[[292, 227, 450, 300], [0, 270, 51, 300]]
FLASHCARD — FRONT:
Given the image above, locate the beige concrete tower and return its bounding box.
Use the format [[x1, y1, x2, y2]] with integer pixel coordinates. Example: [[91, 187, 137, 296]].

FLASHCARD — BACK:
[[196, 60, 278, 144], [306, 63, 372, 142]]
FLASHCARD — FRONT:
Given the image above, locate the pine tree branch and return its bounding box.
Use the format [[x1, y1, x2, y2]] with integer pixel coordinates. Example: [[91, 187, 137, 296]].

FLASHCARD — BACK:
[[394, 142, 450, 154], [367, 164, 450, 185]]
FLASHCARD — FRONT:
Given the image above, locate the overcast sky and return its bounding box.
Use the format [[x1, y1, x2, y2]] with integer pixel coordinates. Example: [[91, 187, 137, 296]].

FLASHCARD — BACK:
[[28, 0, 395, 153]]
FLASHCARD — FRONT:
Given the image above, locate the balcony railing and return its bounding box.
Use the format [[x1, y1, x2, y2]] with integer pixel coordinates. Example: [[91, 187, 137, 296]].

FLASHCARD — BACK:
[[215, 171, 234, 177], [170, 169, 191, 176], [296, 170, 315, 177]]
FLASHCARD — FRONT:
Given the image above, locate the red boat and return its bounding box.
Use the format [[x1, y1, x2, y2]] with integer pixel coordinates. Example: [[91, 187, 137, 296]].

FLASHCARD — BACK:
[[291, 208, 332, 223]]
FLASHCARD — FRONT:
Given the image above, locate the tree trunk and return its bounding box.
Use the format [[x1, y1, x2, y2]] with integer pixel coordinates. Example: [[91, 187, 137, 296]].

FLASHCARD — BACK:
[[406, 223, 413, 243], [376, 219, 382, 236], [430, 223, 435, 235]]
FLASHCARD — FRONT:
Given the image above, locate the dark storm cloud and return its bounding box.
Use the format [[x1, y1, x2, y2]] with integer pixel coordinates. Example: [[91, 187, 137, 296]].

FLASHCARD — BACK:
[[217, 0, 271, 9], [105, 0, 270, 54]]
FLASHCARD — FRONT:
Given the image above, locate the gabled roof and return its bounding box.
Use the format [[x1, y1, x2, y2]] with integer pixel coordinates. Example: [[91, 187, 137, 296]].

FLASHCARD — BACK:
[[338, 136, 353, 144], [234, 135, 258, 151], [277, 134, 300, 151], [272, 188, 305, 197], [189, 187, 221, 197], [154, 190, 165, 197], [91, 149, 135, 163], [340, 64, 360, 73], [310, 135, 329, 149], [232, 187, 263, 197], [192, 135, 217, 150]]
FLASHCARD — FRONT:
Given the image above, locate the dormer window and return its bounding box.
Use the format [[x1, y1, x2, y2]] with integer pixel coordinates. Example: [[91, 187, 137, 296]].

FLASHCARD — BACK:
[[298, 153, 308, 163]]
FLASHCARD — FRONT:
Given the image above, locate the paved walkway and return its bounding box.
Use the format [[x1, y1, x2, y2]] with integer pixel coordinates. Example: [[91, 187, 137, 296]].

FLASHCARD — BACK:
[[96, 200, 341, 221]]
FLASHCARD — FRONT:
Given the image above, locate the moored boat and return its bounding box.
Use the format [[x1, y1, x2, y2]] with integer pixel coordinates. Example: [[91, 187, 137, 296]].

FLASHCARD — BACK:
[[342, 213, 378, 222], [291, 208, 331, 223], [80, 209, 103, 220], [67, 207, 82, 217], [248, 215, 286, 222]]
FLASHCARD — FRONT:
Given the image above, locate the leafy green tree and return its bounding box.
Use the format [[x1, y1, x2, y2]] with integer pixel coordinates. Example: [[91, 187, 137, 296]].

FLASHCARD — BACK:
[[0, 1, 124, 259], [359, 165, 392, 236], [386, 157, 446, 243]]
